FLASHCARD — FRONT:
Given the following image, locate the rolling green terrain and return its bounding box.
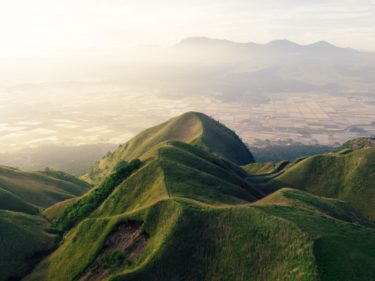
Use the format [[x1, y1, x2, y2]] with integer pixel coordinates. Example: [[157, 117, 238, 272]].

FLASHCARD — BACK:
[[43, 198, 78, 221], [0, 187, 39, 215], [23, 116, 375, 281], [244, 138, 375, 220], [0, 166, 91, 210], [2, 114, 375, 281], [26, 145, 375, 280], [0, 210, 57, 281], [83, 112, 255, 185], [0, 166, 91, 281]]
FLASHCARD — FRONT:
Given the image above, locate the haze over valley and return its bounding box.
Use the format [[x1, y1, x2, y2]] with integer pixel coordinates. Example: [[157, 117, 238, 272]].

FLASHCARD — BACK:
[[1, 38, 375, 163], [1, 1, 375, 280]]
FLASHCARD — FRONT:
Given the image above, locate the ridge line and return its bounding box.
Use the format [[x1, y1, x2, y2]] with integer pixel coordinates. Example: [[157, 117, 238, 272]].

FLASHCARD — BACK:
[[158, 149, 171, 198]]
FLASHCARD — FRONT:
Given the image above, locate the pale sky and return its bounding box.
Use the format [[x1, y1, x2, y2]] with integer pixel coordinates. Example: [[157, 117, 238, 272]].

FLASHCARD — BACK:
[[1, 0, 375, 58]]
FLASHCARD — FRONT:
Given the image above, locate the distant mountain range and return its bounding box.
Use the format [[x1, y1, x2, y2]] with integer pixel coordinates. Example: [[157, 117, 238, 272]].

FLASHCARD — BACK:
[[123, 36, 375, 100], [177, 37, 358, 54], [1, 112, 375, 280]]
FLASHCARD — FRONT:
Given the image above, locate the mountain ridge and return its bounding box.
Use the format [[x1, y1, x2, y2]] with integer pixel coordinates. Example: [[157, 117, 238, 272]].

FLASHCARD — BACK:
[[1, 112, 375, 281], [244, 143, 375, 220], [176, 36, 358, 53], [83, 112, 255, 185], [0, 166, 90, 210]]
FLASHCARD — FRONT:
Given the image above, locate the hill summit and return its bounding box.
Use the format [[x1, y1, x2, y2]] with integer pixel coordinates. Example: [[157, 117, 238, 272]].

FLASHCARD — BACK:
[[10, 112, 375, 281], [83, 112, 254, 184]]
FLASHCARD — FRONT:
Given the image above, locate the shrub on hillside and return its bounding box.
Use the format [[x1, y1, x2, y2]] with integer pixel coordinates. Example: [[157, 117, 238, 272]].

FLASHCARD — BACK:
[[54, 159, 142, 232]]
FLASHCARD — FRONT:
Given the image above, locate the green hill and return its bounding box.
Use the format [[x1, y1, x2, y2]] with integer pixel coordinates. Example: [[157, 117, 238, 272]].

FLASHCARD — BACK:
[[254, 188, 375, 281], [26, 174, 375, 281], [247, 146, 375, 220], [0, 187, 38, 214], [1, 114, 374, 281], [0, 166, 91, 210], [0, 166, 91, 281], [89, 141, 262, 218], [43, 198, 78, 221], [83, 112, 254, 185], [0, 210, 57, 281], [26, 139, 375, 280]]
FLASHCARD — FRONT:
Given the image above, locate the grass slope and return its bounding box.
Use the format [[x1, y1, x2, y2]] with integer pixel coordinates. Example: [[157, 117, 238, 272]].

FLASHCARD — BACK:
[[0, 187, 38, 214], [92, 141, 261, 218], [257, 147, 375, 220], [0, 210, 56, 281], [83, 112, 254, 185], [54, 160, 141, 231], [26, 142, 375, 281], [0, 167, 91, 280], [243, 160, 291, 175], [43, 198, 78, 221], [0, 166, 91, 209], [27, 191, 375, 281], [255, 189, 375, 281]]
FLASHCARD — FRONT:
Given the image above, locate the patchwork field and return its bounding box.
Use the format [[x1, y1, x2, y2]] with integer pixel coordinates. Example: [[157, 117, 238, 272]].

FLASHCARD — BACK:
[[1, 89, 375, 155]]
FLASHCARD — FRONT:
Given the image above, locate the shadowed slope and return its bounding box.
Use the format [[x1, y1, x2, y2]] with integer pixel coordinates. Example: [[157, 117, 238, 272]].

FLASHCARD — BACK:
[[0, 187, 38, 214], [16, 111, 375, 281], [26, 187, 375, 281], [83, 112, 254, 185], [80, 141, 260, 220], [254, 189, 375, 281], [191, 112, 254, 164], [26, 141, 375, 281], [43, 198, 78, 221], [254, 147, 375, 220], [256, 188, 372, 226], [0, 166, 90, 209], [0, 210, 56, 281], [0, 167, 91, 281]]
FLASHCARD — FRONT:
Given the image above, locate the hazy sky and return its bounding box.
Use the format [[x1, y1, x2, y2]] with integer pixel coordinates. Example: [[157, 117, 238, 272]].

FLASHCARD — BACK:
[[1, 0, 375, 58]]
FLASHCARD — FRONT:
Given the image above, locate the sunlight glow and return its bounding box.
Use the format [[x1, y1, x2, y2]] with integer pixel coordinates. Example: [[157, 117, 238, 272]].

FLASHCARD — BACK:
[[0, 0, 374, 58]]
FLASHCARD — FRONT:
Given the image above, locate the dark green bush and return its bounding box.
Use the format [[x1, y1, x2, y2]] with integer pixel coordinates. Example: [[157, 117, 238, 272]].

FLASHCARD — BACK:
[[113, 160, 129, 172], [54, 159, 142, 232], [100, 251, 126, 268]]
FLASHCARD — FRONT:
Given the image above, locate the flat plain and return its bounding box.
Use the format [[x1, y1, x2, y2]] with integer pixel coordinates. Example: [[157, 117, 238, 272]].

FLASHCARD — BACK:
[[1, 87, 375, 153]]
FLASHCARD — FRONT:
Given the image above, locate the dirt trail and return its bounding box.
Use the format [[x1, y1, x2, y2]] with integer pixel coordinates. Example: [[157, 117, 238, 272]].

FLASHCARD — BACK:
[[80, 220, 149, 281]]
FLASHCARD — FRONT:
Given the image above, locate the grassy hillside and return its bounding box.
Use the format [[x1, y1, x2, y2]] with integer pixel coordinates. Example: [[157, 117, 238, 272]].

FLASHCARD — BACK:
[[91, 142, 261, 218], [255, 189, 375, 281], [43, 198, 78, 221], [254, 147, 375, 220], [54, 159, 142, 231], [26, 189, 375, 281], [26, 139, 375, 281], [0, 166, 91, 210], [0, 210, 57, 281], [0, 187, 38, 214], [1, 114, 371, 281], [243, 160, 291, 175], [256, 188, 372, 226], [83, 112, 254, 185], [0, 166, 92, 280]]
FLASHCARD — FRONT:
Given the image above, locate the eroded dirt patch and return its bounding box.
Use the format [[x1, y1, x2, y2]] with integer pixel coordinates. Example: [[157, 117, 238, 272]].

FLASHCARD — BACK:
[[80, 220, 149, 281]]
